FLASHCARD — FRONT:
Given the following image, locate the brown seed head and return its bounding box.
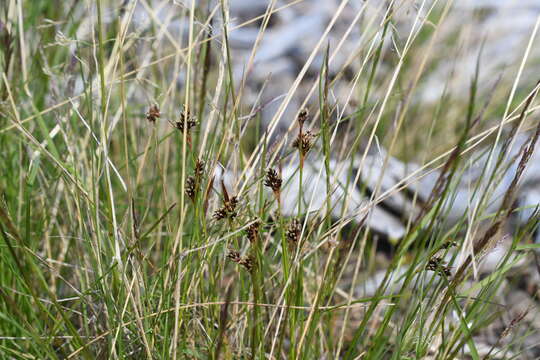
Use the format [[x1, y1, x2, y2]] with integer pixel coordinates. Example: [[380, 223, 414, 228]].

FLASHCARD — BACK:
[[227, 249, 241, 263], [225, 196, 239, 218], [174, 108, 197, 133], [297, 108, 309, 127], [239, 255, 255, 272], [213, 208, 227, 221], [293, 131, 314, 157], [246, 221, 260, 244], [426, 256, 451, 277], [286, 218, 301, 245], [264, 168, 282, 193], [227, 250, 254, 272], [214, 196, 239, 221], [185, 176, 197, 201], [146, 104, 160, 123], [194, 158, 205, 180]]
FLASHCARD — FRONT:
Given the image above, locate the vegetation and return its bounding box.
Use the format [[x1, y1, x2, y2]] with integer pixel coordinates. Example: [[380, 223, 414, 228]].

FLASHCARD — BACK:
[[0, 0, 539, 358]]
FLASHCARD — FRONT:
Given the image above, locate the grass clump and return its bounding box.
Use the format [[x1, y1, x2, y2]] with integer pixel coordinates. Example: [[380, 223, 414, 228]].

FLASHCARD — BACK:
[[1, 1, 540, 359]]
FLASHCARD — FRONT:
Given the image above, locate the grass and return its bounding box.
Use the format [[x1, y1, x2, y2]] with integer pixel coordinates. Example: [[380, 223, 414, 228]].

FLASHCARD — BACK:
[[1, 0, 540, 358]]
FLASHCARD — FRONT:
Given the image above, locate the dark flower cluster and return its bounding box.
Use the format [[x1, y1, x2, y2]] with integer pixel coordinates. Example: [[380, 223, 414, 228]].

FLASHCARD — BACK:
[[264, 168, 282, 194], [174, 108, 197, 133], [425, 256, 451, 277], [146, 104, 160, 123], [185, 158, 205, 202], [286, 218, 301, 246], [293, 131, 314, 157], [213, 196, 239, 220], [246, 221, 260, 244], [227, 249, 255, 271]]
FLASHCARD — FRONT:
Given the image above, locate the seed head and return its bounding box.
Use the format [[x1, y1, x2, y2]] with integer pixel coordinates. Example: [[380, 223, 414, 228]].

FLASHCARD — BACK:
[[185, 160, 206, 203], [185, 176, 197, 201], [264, 168, 282, 193], [213, 196, 239, 221], [286, 218, 301, 245], [297, 108, 309, 127], [227, 250, 255, 272], [239, 255, 255, 272], [224, 196, 239, 219], [146, 104, 160, 123], [225, 196, 238, 214], [426, 256, 451, 277], [227, 249, 241, 263], [174, 108, 197, 133], [194, 158, 205, 180], [213, 208, 227, 221], [293, 131, 314, 157], [246, 221, 260, 244]]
